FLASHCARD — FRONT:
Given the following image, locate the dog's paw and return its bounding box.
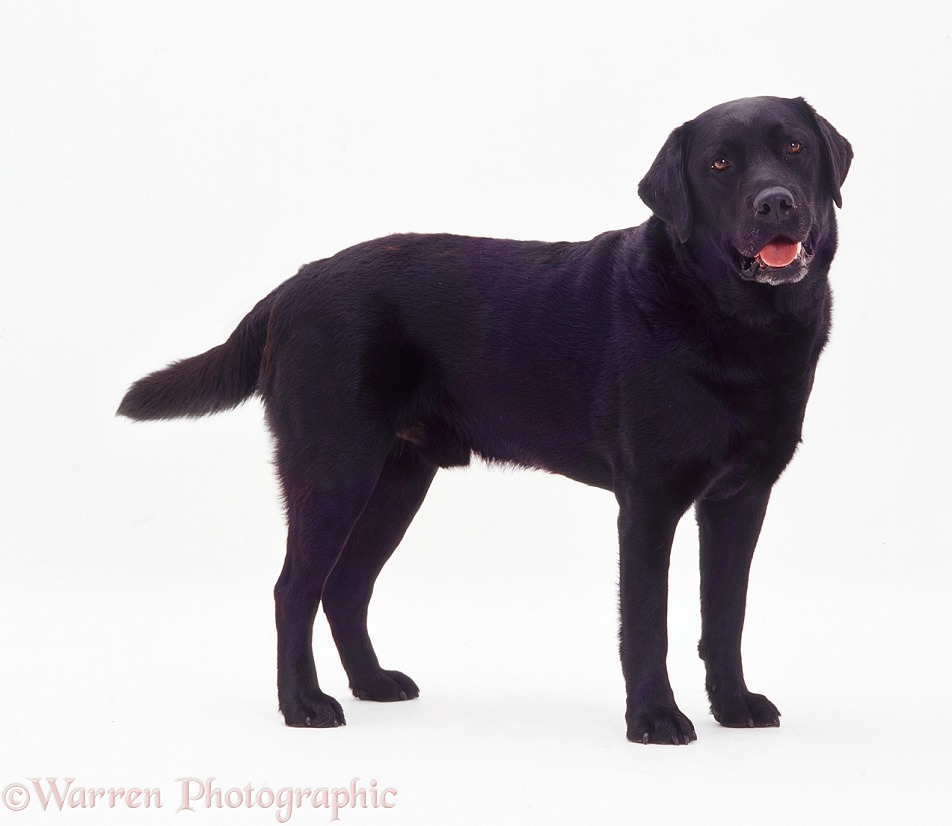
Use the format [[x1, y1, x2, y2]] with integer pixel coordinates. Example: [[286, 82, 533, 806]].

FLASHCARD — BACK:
[[627, 706, 697, 745], [280, 690, 346, 728], [351, 669, 419, 702], [709, 690, 780, 728]]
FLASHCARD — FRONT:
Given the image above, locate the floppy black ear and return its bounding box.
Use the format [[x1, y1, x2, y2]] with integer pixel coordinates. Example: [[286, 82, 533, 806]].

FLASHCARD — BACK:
[[797, 98, 853, 208], [638, 124, 692, 244]]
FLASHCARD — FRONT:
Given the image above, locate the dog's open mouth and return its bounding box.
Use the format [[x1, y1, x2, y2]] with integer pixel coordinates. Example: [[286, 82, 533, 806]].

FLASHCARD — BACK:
[[756, 238, 801, 268], [735, 236, 814, 285]]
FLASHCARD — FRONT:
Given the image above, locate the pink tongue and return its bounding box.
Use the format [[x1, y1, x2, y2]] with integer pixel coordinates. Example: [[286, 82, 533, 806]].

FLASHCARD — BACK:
[[757, 240, 801, 268]]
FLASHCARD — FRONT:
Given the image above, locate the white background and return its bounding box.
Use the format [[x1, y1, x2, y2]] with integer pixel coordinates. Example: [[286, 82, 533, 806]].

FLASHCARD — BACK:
[[2, 1, 951, 823]]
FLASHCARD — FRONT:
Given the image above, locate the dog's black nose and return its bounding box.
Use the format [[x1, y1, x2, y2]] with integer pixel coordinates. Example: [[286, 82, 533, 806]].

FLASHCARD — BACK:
[[753, 186, 796, 218]]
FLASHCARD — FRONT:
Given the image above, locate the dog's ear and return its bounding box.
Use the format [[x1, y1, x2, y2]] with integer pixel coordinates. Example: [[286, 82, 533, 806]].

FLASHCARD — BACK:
[[638, 124, 692, 244], [796, 98, 853, 208]]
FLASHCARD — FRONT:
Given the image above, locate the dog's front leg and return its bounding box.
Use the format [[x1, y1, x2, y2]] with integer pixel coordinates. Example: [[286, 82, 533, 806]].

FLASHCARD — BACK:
[[696, 488, 781, 728], [617, 490, 696, 744]]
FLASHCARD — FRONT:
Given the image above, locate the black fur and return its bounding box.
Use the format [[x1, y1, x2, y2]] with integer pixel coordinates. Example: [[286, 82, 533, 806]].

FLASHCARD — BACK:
[[119, 96, 851, 744]]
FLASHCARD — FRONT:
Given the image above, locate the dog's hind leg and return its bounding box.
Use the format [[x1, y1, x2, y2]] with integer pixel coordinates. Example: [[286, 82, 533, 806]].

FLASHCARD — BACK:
[[322, 444, 437, 702], [274, 464, 383, 727]]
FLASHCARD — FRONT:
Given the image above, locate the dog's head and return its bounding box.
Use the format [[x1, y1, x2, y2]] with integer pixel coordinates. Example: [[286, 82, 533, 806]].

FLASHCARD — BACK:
[[638, 96, 852, 287]]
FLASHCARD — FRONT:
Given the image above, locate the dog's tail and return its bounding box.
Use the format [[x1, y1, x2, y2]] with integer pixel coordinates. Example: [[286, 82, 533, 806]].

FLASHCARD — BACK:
[[117, 290, 278, 421]]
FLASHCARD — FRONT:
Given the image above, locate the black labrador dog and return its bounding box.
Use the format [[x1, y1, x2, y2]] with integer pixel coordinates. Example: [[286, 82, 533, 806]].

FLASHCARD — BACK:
[[119, 96, 851, 744]]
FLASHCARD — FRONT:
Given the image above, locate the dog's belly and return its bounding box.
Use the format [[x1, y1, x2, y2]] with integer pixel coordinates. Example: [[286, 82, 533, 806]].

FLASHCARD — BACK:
[[395, 405, 615, 490]]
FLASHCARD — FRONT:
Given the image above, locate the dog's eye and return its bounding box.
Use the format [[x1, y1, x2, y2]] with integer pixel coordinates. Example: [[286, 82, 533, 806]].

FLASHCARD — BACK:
[[711, 158, 730, 172], [786, 141, 803, 154]]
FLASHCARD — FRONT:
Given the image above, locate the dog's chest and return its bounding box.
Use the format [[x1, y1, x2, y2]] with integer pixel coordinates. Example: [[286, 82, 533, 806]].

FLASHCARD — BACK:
[[610, 342, 810, 499], [691, 347, 816, 496]]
